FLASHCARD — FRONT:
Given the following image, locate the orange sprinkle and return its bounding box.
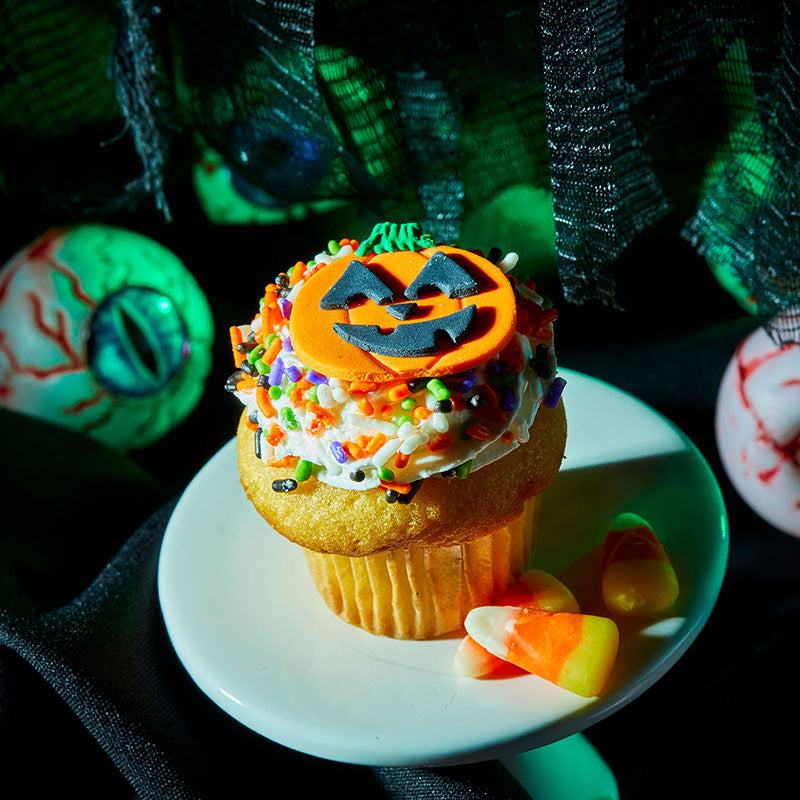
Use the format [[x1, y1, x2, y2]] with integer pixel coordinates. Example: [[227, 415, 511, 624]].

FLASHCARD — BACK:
[[266, 424, 284, 446], [349, 380, 379, 393], [387, 383, 410, 402], [289, 261, 307, 286], [380, 404, 394, 418], [466, 423, 491, 442], [358, 398, 374, 416], [307, 401, 333, 419], [289, 386, 305, 407], [394, 451, 410, 469], [413, 405, 431, 420], [229, 326, 245, 367], [268, 455, 298, 468], [256, 386, 277, 418], [366, 433, 387, 454], [427, 433, 452, 452], [379, 479, 412, 495], [236, 374, 257, 392], [263, 336, 283, 365], [501, 430, 515, 443], [357, 434, 369, 449], [307, 418, 326, 435], [450, 391, 466, 412], [244, 414, 259, 431], [342, 441, 366, 460]]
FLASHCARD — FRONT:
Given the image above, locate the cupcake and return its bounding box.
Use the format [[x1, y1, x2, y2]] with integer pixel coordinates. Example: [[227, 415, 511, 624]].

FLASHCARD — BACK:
[[227, 222, 567, 639]]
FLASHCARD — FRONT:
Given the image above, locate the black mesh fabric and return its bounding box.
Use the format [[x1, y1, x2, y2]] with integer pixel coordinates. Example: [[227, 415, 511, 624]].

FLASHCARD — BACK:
[[2, 1, 796, 339]]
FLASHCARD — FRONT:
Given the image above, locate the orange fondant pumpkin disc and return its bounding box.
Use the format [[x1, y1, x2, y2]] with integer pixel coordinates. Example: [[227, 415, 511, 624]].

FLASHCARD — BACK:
[[290, 245, 517, 382]]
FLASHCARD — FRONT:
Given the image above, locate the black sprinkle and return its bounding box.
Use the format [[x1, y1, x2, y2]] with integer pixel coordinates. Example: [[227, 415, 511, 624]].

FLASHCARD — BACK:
[[272, 478, 298, 492], [434, 398, 453, 413], [396, 479, 423, 505], [224, 371, 243, 392], [487, 247, 502, 264], [385, 490, 400, 503], [240, 360, 256, 377], [467, 393, 484, 409], [350, 469, 366, 482], [236, 340, 259, 353], [254, 427, 262, 459], [407, 378, 429, 394], [440, 467, 458, 479]]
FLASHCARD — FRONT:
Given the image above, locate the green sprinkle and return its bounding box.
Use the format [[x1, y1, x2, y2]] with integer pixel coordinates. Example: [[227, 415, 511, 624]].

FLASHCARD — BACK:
[[247, 346, 264, 364], [308, 385, 318, 404], [400, 397, 416, 411], [295, 459, 313, 482], [268, 385, 282, 400], [264, 333, 277, 349], [455, 460, 472, 479], [280, 407, 299, 430], [395, 415, 413, 428], [254, 359, 269, 375], [426, 378, 450, 401], [541, 295, 553, 309], [377, 465, 395, 482], [327, 239, 340, 255]]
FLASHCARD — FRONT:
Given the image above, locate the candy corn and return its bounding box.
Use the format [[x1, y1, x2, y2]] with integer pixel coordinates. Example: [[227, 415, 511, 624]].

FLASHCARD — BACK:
[[465, 607, 619, 697], [601, 513, 679, 618], [454, 570, 579, 678]]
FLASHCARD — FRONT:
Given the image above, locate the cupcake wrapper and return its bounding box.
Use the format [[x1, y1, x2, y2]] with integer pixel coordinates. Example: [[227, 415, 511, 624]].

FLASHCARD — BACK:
[[303, 496, 540, 639]]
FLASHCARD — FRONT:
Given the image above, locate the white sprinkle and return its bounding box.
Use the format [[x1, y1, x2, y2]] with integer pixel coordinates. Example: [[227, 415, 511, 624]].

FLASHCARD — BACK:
[[431, 412, 450, 433], [347, 415, 396, 436], [397, 421, 416, 439], [371, 438, 402, 467], [315, 383, 334, 408], [498, 252, 519, 273], [400, 433, 429, 455]]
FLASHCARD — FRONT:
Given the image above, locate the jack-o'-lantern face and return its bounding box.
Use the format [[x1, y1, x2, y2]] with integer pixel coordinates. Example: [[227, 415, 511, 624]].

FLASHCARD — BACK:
[[290, 246, 516, 382]]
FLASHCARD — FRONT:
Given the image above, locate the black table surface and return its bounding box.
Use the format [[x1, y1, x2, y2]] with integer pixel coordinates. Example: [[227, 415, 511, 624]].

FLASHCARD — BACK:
[[1, 196, 798, 799]]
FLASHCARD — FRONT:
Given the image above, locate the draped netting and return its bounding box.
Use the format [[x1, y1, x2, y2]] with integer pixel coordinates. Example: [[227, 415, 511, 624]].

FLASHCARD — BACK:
[[1, 0, 797, 340]]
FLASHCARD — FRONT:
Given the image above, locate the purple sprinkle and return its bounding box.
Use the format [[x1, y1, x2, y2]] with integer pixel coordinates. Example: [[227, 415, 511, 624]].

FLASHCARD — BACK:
[[306, 370, 329, 385], [281, 337, 294, 352], [278, 297, 292, 319], [285, 364, 302, 383], [268, 357, 284, 386], [330, 441, 348, 464], [544, 376, 566, 408], [445, 371, 477, 393], [500, 386, 515, 412]]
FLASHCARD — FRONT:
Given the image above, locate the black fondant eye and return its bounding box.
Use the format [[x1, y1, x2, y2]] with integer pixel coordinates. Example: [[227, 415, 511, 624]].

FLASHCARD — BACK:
[[404, 251, 479, 301], [319, 259, 395, 309]]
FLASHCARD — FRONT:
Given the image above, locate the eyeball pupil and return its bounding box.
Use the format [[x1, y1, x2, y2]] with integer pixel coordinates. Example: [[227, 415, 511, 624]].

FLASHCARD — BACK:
[[88, 286, 189, 397]]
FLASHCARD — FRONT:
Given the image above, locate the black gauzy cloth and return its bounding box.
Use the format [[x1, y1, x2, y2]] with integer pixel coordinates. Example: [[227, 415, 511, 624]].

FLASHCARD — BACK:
[[0, 408, 533, 800]]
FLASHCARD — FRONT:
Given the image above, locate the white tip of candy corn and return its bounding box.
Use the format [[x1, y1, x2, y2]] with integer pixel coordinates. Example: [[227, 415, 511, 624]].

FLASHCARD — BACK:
[[464, 606, 516, 659]]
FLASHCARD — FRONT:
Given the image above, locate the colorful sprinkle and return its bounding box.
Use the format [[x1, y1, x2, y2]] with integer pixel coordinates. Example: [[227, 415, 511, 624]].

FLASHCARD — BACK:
[[295, 459, 313, 482], [544, 376, 566, 408]]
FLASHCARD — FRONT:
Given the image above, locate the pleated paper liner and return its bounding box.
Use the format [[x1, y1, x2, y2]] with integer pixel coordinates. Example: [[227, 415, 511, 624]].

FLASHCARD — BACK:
[[303, 496, 539, 639]]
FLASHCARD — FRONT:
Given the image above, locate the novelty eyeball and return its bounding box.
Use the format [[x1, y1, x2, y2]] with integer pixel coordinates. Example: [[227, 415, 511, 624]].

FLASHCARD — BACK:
[[0, 225, 214, 450], [715, 324, 800, 537], [192, 146, 348, 226]]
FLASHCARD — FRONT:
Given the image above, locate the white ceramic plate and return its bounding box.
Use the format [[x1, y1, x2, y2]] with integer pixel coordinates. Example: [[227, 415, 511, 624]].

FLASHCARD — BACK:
[[158, 369, 728, 767]]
